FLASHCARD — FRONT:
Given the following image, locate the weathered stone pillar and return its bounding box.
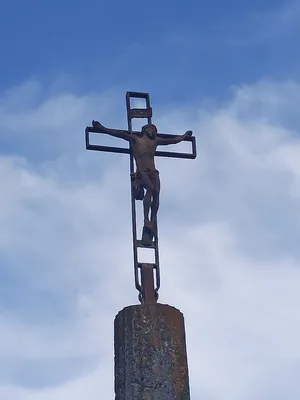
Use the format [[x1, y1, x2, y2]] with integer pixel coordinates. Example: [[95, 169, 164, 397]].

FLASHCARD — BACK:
[[114, 303, 190, 399]]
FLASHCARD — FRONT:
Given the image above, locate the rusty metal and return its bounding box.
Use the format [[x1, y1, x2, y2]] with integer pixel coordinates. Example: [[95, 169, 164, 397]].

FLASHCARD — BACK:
[[126, 92, 154, 300], [128, 107, 152, 119], [140, 264, 158, 305], [86, 127, 197, 159], [85, 91, 196, 303]]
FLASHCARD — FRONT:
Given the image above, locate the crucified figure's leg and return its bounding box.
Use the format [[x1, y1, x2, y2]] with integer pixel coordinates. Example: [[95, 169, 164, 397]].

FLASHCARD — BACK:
[[143, 189, 153, 227], [150, 173, 160, 233], [150, 192, 159, 235], [151, 193, 159, 222], [141, 175, 153, 228]]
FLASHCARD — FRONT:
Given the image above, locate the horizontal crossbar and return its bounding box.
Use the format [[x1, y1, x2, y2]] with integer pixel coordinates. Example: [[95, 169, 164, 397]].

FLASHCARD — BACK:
[[137, 239, 155, 249], [138, 262, 158, 269], [85, 127, 197, 159], [126, 91, 150, 99]]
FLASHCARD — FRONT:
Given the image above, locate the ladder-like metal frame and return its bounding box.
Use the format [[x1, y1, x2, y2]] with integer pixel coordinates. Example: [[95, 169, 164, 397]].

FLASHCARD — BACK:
[[126, 92, 160, 302]]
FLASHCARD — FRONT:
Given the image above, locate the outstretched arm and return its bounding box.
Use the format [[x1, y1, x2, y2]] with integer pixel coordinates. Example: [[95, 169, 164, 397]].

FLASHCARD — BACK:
[[92, 121, 135, 142], [156, 130, 193, 146]]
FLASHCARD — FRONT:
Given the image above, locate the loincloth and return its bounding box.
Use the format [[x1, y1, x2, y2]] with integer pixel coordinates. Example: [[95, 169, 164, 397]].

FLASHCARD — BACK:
[[131, 169, 159, 200], [135, 168, 159, 181]]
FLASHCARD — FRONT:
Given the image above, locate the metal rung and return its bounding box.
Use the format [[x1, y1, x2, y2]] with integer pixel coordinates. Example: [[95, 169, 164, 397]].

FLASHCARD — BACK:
[[137, 240, 156, 249], [126, 91, 150, 99], [138, 262, 157, 269]]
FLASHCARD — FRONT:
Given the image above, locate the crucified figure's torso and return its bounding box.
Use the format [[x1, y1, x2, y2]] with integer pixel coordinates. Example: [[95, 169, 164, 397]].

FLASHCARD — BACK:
[[92, 121, 192, 234], [131, 135, 157, 172]]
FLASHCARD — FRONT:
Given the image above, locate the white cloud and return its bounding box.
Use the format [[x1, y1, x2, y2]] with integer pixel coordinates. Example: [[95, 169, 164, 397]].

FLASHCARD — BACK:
[[1, 79, 300, 399]]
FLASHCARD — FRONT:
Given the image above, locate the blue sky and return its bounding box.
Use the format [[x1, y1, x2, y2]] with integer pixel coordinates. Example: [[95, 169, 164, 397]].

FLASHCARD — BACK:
[[1, 1, 300, 399], [1, 0, 299, 100]]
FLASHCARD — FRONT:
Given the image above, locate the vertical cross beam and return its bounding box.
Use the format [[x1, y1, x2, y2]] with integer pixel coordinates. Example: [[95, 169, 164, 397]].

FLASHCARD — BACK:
[[126, 92, 159, 304]]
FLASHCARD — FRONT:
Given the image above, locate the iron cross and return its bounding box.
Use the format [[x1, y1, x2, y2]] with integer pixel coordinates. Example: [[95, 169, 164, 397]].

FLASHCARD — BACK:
[[85, 92, 196, 304]]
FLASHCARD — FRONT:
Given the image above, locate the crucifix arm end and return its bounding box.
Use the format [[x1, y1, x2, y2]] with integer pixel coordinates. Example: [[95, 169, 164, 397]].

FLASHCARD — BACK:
[[92, 120, 134, 142], [157, 130, 193, 145]]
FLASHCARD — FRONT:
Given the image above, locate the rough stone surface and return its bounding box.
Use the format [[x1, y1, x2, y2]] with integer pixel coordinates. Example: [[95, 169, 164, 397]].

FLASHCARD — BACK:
[[114, 303, 190, 400]]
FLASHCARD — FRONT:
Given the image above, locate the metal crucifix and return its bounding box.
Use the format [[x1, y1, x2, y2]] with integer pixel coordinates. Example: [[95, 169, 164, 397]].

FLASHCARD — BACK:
[[85, 92, 196, 304]]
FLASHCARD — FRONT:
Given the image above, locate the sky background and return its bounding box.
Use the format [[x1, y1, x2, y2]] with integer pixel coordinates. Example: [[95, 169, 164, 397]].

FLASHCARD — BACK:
[[1, 0, 300, 399]]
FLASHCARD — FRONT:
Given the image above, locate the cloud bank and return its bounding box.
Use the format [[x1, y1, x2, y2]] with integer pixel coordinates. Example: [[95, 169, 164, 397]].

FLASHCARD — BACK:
[[1, 79, 300, 399]]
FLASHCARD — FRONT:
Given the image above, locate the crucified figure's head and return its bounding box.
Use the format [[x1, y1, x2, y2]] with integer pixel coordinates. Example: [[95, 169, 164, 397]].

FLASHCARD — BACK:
[[141, 124, 157, 140]]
